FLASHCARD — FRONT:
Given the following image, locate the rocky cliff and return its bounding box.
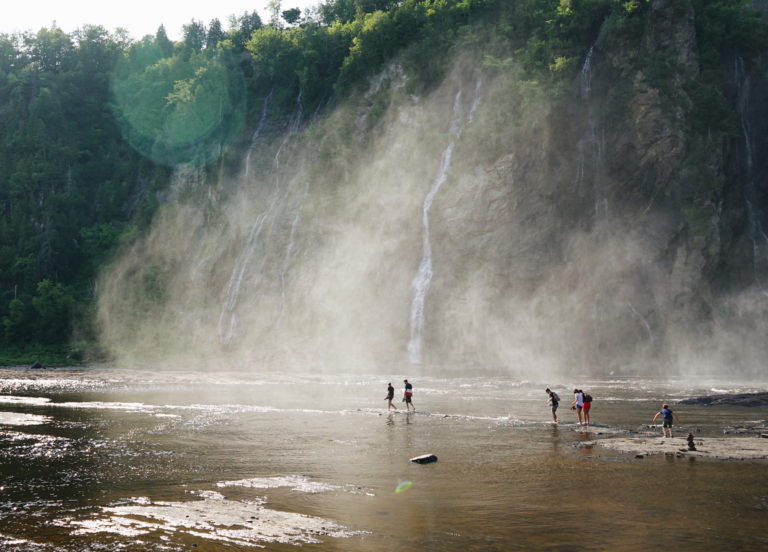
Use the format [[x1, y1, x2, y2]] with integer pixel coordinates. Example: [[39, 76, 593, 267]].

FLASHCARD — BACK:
[[96, 0, 768, 378]]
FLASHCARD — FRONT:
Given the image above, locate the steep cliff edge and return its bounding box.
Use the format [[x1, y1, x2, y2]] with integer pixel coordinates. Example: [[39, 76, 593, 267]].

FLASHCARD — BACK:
[[95, 0, 768, 377]]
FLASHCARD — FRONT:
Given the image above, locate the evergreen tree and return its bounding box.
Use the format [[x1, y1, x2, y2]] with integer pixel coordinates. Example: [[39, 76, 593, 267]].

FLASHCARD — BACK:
[[155, 24, 174, 57], [207, 18, 225, 50]]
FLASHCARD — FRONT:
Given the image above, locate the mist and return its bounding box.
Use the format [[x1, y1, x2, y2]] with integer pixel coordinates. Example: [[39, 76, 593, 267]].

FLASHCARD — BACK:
[[95, 48, 768, 380]]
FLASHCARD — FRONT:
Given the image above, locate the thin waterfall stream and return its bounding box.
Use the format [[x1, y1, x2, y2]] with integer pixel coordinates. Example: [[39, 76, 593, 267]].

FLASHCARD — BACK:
[[407, 83, 482, 364], [218, 93, 305, 345]]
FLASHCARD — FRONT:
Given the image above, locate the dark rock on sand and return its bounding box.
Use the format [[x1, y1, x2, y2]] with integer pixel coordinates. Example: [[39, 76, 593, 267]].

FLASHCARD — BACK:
[[679, 392, 768, 407], [410, 454, 438, 464]]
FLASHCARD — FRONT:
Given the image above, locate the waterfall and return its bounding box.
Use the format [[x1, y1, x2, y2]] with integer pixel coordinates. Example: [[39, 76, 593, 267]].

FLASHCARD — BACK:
[[218, 205, 274, 344], [580, 45, 594, 100], [627, 303, 653, 343], [735, 56, 768, 290], [218, 92, 306, 345], [275, 92, 304, 172], [407, 83, 482, 364], [576, 44, 611, 359], [735, 57, 753, 173], [244, 90, 273, 181], [575, 45, 607, 220]]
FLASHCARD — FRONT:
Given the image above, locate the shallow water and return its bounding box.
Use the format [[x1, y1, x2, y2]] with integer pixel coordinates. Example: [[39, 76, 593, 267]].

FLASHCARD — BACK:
[[0, 368, 766, 551]]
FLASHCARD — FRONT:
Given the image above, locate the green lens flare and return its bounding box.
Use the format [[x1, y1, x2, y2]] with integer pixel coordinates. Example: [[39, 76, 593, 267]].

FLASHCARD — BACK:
[[111, 45, 246, 167], [395, 481, 412, 494]]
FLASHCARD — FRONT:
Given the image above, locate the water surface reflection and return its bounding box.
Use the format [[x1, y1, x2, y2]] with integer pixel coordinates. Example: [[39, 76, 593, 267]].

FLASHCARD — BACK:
[[0, 368, 766, 551]]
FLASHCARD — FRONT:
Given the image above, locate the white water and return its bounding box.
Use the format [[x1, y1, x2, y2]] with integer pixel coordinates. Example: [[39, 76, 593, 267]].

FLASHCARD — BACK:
[[407, 83, 482, 364]]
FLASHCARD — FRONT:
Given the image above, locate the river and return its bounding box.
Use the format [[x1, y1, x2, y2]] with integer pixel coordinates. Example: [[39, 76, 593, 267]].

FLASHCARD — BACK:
[[0, 367, 766, 551]]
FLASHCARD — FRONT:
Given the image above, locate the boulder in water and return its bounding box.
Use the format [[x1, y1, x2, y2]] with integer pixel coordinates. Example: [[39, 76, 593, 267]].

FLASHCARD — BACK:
[[30, 361, 43, 369], [410, 453, 438, 464]]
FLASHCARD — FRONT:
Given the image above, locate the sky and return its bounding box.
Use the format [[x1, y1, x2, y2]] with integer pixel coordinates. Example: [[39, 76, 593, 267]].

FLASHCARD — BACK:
[[3, 1, 322, 40]]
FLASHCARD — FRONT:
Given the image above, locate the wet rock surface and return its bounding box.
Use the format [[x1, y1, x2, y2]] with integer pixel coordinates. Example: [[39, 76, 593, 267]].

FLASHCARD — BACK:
[[679, 392, 768, 407], [597, 435, 768, 460]]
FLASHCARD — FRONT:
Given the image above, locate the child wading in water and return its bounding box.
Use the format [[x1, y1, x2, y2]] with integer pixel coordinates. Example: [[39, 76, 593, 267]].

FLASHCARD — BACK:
[[652, 404, 681, 438]]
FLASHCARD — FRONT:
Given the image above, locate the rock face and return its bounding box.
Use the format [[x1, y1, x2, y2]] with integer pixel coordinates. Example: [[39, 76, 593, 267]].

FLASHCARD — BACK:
[[679, 393, 768, 407], [427, 0, 768, 374], [95, 0, 768, 376]]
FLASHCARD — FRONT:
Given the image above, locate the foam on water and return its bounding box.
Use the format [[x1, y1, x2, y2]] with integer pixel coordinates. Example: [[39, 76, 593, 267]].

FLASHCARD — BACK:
[[0, 533, 45, 550], [0, 396, 52, 406], [217, 475, 373, 495], [67, 492, 365, 547], [0, 412, 52, 426]]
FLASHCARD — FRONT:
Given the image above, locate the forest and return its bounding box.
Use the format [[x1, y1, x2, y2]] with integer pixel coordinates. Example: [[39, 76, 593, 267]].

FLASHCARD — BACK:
[[0, 0, 765, 365]]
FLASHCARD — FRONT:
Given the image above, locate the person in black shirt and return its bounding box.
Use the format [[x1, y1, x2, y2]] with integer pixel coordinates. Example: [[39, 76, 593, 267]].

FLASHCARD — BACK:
[[403, 379, 415, 412], [385, 383, 397, 410], [545, 388, 559, 423]]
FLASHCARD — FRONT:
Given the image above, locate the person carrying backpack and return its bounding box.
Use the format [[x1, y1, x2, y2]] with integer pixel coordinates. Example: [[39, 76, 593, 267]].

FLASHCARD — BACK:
[[582, 391, 593, 426], [403, 379, 415, 412], [545, 388, 560, 423]]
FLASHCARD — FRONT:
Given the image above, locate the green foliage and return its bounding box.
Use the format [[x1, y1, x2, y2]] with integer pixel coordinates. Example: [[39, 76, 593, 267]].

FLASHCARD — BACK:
[[226, 11, 263, 50], [3, 298, 32, 344], [282, 8, 303, 26], [0, 25, 167, 352], [0, 343, 83, 367], [111, 41, 247, 166], [31, 279, 74, 343], [693, 0, 768, 68]]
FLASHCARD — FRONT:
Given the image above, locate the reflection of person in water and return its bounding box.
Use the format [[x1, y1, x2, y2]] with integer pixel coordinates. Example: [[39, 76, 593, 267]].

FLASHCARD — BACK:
[[385, 383, 397, 410], [403, 379, 415, 412]]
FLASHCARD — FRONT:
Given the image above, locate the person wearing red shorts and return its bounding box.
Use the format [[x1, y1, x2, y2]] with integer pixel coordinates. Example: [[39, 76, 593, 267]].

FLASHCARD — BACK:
[[403, 379, 415, 412], [582, 391, 593, 425]]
